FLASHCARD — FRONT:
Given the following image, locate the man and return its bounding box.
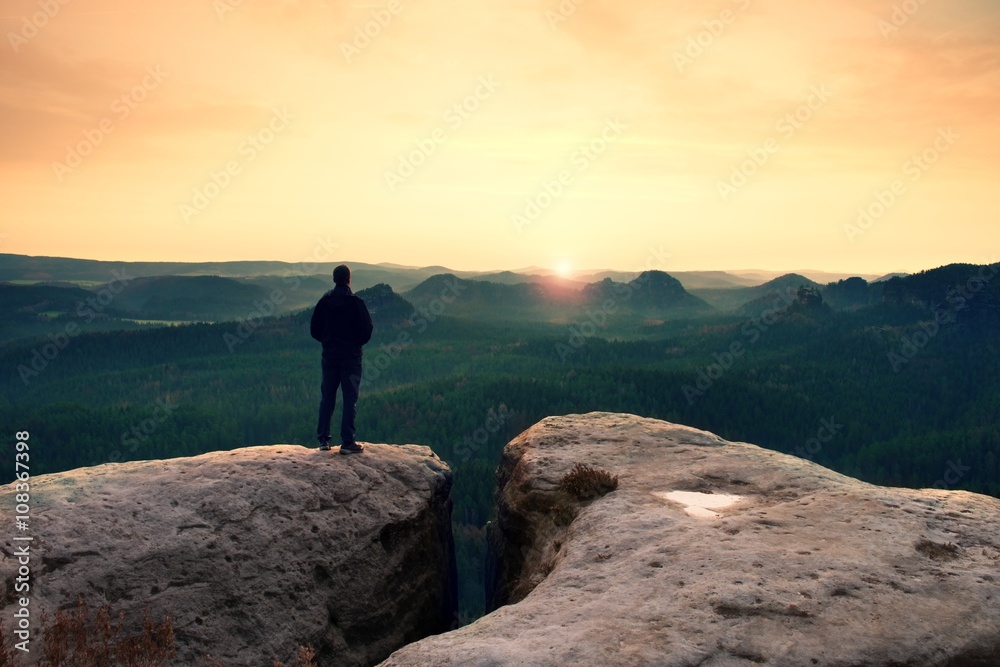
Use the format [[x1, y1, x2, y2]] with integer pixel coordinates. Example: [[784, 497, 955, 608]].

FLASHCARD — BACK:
[[310, 264, 374, 454]]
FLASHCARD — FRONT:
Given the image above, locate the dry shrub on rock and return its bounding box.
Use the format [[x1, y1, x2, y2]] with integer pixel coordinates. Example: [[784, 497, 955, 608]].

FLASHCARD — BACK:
[[559, 463, 618, 501]]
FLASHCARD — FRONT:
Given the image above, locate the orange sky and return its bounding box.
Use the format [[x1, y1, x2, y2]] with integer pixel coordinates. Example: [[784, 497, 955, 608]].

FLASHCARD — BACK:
[[2, 0, 998, 274]]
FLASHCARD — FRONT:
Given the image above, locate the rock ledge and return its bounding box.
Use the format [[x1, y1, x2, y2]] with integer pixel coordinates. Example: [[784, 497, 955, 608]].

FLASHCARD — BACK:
[[382, 413, 1000, 667], [1, 443, 456, 666]]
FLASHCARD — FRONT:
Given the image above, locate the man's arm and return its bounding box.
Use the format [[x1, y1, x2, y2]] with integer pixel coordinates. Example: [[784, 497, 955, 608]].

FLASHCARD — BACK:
[[357, 299, 374, 346], [310, 298, 326, 342]]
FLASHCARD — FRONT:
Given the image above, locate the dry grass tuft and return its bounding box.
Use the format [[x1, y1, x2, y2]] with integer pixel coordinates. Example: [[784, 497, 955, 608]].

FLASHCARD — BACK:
[[559, 463, 619, 501], [38, 597, 174, 667]]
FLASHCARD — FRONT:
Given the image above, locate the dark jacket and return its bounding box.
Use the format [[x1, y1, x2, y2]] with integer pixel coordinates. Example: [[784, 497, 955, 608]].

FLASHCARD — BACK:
[[310, 285, 374, 362]]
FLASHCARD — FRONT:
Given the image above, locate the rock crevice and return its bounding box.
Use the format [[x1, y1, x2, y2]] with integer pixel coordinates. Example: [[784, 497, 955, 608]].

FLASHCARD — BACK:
[[383, 412, 1000, 667]]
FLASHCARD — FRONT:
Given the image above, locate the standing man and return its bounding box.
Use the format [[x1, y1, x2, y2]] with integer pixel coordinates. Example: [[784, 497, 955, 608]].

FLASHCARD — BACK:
[[311, 264, 374, 454]]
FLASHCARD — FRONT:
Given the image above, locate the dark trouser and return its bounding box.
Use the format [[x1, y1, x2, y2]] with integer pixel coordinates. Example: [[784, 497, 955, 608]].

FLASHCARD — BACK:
[[317, 358, 362, 445]]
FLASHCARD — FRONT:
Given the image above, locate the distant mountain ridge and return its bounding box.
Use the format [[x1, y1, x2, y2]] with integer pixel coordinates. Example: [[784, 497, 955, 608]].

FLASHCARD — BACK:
[[0, 253, 890, 293], [692, 273, 820, 312], [111, 275, 271, 321], [733, 273, 822, 315], [403, 273, 582, 319], [3, 253, 996, 331], [401, 270, 711, 323], [582, 271, 711, 314]]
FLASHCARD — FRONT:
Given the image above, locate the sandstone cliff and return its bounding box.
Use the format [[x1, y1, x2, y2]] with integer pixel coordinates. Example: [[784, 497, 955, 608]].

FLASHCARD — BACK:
[[381, 412, 1000, 667], [1, 444, 456, 666]]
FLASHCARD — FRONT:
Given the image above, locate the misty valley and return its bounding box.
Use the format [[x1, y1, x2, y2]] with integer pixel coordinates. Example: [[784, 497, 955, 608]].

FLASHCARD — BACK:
[[2, 254, 999, 619]]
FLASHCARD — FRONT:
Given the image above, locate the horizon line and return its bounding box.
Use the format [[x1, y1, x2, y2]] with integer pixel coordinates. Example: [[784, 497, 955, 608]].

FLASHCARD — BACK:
[[0, 250, 970, 279]]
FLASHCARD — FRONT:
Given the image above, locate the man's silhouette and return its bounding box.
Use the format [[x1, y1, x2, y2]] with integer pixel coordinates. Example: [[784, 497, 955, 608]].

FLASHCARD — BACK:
[[310, 264, 373, 454]]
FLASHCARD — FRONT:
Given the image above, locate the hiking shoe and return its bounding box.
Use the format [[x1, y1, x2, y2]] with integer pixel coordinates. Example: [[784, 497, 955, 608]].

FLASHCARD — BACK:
[[318, 437, 332, 451], [340, 442, 365, 455], [319, 444, 332, 451]]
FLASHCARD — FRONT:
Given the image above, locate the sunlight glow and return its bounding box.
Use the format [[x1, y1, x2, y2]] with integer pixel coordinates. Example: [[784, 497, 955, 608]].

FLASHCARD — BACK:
[[1, 1, 997, 272]]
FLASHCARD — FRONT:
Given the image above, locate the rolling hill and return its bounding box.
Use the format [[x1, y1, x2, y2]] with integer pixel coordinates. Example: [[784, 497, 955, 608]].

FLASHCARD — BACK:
[[692, 273, 821, 312], [403, 270, 711, 324]]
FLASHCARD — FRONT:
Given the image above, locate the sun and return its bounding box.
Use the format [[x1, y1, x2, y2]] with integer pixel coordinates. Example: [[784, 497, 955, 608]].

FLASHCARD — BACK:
[[554, 260, 573, 279]]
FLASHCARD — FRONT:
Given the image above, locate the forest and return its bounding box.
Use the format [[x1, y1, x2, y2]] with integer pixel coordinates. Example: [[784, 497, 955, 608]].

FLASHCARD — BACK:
[[2, 261, 999, 619]]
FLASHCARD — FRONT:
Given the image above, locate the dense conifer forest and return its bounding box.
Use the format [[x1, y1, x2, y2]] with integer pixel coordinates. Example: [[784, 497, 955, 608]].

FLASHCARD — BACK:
[[3, 262, 998, 618]]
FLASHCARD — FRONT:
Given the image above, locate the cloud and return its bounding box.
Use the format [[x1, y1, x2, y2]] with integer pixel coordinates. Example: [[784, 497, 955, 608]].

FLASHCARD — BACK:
[[1, 0, 998, 271]]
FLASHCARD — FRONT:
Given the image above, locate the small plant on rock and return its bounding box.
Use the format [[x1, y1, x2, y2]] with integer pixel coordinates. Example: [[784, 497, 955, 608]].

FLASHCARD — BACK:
[[273, 645, 318, 667], [559, 463, 619, 501], [38, 597, 174, 667]]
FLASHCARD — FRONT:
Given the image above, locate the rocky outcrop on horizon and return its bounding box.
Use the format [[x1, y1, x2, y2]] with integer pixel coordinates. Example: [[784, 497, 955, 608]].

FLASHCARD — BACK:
[[381, 412, 1000, 667], [0, 444, 456, 666]]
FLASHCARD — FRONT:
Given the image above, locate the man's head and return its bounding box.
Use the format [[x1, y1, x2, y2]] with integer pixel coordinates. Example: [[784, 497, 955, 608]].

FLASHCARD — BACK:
[[333, 264, 351, 286]]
